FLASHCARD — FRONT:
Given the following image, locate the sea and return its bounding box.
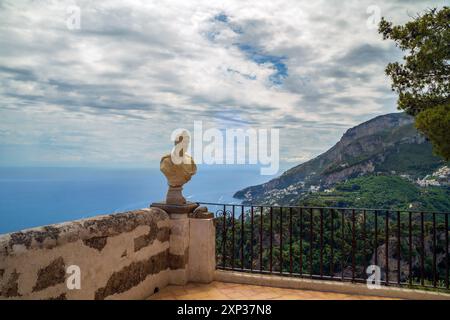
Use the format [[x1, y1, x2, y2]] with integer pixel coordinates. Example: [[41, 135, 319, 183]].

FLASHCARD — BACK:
[[0, 166, 273, 234]]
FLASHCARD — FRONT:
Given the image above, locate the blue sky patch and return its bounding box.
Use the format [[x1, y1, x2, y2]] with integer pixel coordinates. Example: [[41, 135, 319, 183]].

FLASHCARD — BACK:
[[210, 14, 289, 85], [236, 43, 288, 85], [214, 13, 229, 23]]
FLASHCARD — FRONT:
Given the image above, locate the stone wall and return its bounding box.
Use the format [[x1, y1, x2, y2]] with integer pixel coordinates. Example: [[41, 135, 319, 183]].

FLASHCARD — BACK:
[[0, 207, 214, 300]]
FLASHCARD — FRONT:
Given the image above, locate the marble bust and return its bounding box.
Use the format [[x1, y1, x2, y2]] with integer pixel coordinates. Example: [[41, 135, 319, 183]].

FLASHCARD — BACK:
[[160, 130, 197, 204]]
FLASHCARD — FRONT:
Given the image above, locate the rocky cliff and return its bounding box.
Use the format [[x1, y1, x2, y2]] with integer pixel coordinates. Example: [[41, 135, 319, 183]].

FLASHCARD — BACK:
[[234, 113, 445, 205]]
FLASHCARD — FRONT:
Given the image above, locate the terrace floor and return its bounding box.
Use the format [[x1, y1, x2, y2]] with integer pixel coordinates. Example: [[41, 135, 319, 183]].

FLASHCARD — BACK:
[[148, 281, 396, 300]]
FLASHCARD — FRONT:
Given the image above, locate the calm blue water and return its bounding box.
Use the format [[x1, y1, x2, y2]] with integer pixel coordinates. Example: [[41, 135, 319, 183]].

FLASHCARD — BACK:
[[0, 166, 270, 234]]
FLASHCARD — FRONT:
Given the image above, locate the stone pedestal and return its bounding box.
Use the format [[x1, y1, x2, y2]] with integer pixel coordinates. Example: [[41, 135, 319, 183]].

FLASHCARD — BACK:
[[150, 202, 215, 286], [188, 217, 215, 283], [150, 201, 198, 285], [168, 213, 190, 285], [150, 202, 198, 216], [166, 186, 185, 204]]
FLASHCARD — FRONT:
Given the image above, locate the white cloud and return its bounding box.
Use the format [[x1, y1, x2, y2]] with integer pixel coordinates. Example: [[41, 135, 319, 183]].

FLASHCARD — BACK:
[[0, 0, 445, 167]]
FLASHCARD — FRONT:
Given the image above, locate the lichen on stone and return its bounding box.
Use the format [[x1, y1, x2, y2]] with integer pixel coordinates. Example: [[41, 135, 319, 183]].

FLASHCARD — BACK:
[[0, 208, 168, 253], [1, 269, 21, 297], [8, 225, 60, 250], [169, 248, 189, 270], [95, 249, 170, 300], [156, 227, 170, 243], [134, 222, 170, 252], [83, 236, 108, 251], [32, 257, 66, 292]]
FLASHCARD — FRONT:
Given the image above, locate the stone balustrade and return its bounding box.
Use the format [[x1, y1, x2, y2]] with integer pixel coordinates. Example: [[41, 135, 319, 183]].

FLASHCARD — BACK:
[[0, 206, 215, 300]]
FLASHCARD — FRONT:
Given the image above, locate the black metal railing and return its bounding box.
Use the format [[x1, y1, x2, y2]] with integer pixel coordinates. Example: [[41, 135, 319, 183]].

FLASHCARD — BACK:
[[198, 202, 450, 292]]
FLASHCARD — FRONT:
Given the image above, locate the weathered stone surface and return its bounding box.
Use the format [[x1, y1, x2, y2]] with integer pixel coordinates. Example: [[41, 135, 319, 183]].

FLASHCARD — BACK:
[[83, 236, 108, 252], [0, 208, 169, 254], [150, 202, 198, 215], [8, 226, 60, 250], [32, 257, 65, 292], [189, 206, 214, 219], [157, 227, 170, 243], [94, 246, 189, 300], [188, 218, 215, 283], [1, 270, 21, 297], [47, 293, 67, 300], [94, 250, 170, 300], [169, 248, 189, 270], [81, 209, 168, 237], [0, 206, 214, 300], [134, 222, 170, 252], [134, 221, 158, 252]]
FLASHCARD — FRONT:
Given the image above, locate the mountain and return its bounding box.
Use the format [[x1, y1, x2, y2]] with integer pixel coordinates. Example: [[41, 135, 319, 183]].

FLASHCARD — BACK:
[[234, 113, 447, 206]]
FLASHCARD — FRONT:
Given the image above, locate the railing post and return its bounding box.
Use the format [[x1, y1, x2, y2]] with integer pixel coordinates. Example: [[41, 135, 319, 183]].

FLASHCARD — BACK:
[[299, 208, 303, 276], [310, 209, 314, 278], [232, 205, 235, 270], [270, 207, 273, 273], [432, 213, 436, 288], [408, 211, 413, 286], [250, 206, 254, 271], [374, 210, 378, 268], [289, 207, 293, 274], [259, 206, 264, 273], [320, 208, 324, 279], [385, 210, 389, 286], [341, 210, 345, 281], [280, 207, 283, 274], [397, 211, 401, 286], [222, 205, 227, 269], [420, 212, 425, 286], [330, 209, 334, 277], [241, 205, 244, 269], [362, 210, 367, 278], [351, 209, 356, 282], [446, 213, 449, 290]]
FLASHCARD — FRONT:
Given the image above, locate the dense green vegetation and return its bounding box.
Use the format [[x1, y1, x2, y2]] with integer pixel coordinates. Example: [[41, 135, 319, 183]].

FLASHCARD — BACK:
[[300, 175, 450, 212], [376, 139, 446, 177], [215, 205, 449, 290], [217, 176, 449, 290]]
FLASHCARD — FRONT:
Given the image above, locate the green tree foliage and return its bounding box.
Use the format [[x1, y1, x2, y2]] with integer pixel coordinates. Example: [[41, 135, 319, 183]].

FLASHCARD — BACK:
[[379, 7, 450, 160], [416, 104, 450, 160]]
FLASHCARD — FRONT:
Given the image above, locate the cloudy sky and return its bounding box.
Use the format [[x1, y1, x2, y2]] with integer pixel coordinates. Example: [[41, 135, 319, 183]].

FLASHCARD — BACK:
[[0, 0, 446, 169]]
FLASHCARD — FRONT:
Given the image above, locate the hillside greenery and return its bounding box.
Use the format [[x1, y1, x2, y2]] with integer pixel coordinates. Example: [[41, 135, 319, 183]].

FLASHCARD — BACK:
[[299, 175, 450, 212]]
